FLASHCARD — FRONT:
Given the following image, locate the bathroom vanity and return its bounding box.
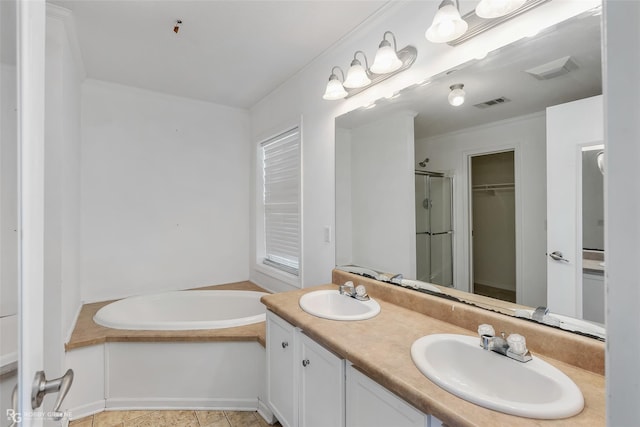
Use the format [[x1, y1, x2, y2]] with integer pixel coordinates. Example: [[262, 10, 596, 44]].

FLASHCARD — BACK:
[[261, 270, 605, 427], [266, 311, 440, 427]]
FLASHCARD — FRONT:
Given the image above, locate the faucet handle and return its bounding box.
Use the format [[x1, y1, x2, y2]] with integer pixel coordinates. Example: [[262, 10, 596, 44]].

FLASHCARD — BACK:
[[477, 324, 495, 337], [507, 334, 528, 355]]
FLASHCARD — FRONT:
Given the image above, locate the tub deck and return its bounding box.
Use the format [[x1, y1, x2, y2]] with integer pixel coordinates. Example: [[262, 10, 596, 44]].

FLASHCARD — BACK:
[[66, 281, 269, 351]]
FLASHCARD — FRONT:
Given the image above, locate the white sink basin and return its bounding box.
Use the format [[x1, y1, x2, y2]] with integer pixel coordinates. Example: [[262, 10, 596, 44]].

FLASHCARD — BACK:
[[411, 334, 584, 419], [299, 290, 380, 321]]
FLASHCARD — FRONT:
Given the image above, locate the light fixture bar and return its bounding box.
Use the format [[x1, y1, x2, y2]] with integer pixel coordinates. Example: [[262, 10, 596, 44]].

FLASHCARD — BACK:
[[344, 45, 417, 99], [446, 0, 550, 46]]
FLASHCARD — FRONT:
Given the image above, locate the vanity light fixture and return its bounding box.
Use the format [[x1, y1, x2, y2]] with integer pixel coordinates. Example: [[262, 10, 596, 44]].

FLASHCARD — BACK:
[[448, 84, 466, 106], [322, 31, 417, 100], [425, 0, 549, 46], [370, 31, 403, 74], [322, 66, 348, 100], [425, 0, 468, 43], [475, 0, 526, 19], [343, 51, 372, 89]]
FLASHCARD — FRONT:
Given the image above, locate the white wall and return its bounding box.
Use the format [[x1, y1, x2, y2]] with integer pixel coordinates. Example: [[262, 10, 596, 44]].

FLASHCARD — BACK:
[[604, 2, 640, 424], [249, 0, 598, 293], [336, 112, 416, 276], [416, 113, 547, 308], [80, 80, 250, 302]]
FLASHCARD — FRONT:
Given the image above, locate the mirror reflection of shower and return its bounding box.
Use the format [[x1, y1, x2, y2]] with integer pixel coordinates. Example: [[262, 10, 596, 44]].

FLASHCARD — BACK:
[[415, 170, 453, 287], [418, 157, 430, 168]]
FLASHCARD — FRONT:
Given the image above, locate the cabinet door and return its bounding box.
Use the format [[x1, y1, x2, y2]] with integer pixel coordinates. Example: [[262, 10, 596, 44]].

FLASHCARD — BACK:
[[299, 333, 345, 427], [346, 364, 427, 427], [266, 312, 297, 427]]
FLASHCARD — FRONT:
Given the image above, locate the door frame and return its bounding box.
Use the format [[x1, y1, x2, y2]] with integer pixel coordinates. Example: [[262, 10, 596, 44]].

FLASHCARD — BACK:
[[462, 144, 523, 303], [17, 0, 46, 424]]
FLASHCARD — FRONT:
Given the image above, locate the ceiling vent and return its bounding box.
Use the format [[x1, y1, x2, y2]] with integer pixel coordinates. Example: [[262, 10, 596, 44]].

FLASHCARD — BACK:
[[525, 56, 578, 80], [473, 97, 511, 109]]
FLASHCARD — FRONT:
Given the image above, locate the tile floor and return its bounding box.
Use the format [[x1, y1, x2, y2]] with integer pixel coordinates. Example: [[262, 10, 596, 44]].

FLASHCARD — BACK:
[[68, 410, 280, 427]]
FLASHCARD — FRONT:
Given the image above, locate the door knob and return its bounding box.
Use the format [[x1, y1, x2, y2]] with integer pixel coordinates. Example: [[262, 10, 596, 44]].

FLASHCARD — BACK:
[[549, 251, 569, 263], [31, 369, 74, 420]]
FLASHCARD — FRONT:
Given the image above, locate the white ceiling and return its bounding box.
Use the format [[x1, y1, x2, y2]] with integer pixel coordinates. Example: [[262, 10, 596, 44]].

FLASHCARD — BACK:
[[51, 0, 389, 108]]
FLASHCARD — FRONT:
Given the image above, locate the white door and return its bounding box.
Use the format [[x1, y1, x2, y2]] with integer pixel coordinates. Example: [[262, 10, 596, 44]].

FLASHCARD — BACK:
[[16, 0, 46, 425], [546, 95, 603, 318]]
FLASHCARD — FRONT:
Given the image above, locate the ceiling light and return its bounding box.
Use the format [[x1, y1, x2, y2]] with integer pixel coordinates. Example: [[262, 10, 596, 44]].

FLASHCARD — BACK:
[[448, 84, 465, 106], [475, 0, 526, 19], [343, 51, 371, 89], [322, 67, 348, 101], [370, 31, 403, 74], [425, 0, 468, 43]]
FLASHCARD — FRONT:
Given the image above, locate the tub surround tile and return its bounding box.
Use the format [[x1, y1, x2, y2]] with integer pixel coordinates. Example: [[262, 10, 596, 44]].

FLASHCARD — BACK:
[[261, 274, 605, 427], [66, 281, 268, 351]]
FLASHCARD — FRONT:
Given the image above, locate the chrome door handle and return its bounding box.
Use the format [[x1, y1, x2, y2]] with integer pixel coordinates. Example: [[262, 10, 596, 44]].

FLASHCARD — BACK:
[[31, 369, 74, 420], [549, 251, 569, 263]]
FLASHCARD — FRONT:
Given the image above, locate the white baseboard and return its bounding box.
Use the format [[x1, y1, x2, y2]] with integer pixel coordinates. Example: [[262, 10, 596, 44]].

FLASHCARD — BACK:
[[68, 400, 105, 420], [105, 397, 259, 411], [257, 398, 277, 424]]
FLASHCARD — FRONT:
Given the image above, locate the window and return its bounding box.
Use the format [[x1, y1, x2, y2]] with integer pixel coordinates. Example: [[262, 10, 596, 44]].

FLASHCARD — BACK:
[[260, 127, 300, 276]]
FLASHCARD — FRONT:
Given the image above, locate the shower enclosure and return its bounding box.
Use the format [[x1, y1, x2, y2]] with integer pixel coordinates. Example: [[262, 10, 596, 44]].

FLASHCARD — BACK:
[[415, 171, 453, 286]]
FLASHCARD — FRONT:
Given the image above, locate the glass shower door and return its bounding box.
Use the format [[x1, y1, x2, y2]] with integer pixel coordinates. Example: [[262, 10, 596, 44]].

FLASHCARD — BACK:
[[415, 173, 453, 286]]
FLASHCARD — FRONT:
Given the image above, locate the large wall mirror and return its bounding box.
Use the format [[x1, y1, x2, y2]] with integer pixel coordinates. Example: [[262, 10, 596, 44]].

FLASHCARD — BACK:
[[335, 8, 605, 339]]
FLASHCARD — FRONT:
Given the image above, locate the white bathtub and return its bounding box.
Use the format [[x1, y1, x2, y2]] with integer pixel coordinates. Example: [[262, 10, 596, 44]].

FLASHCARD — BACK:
[[93, 290, 268, 330]]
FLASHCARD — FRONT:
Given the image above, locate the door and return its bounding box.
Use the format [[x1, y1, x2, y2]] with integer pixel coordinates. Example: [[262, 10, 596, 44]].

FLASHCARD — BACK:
[[16, 0, 47, 425], [299, 333, 345, 427], [546, 95, 603, 318]]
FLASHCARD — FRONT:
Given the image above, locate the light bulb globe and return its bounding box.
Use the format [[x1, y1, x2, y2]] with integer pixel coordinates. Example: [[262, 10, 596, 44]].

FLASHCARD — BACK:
[[343, 61, 371, 89], [426, 2, 468, 43], [370, 44, 403, 74], [322, 76, 348, 100]]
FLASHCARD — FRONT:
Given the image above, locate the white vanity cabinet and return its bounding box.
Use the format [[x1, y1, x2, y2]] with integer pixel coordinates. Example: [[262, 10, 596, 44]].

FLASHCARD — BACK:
[[346, 364, 443, 427], [266, 311, 298, 427], [266, 311, 345, 427], [266, 311, 442, 427]]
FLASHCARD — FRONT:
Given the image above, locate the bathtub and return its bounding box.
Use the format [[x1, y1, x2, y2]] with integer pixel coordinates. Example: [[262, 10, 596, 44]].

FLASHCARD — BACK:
[[93, 290, 268, 330]]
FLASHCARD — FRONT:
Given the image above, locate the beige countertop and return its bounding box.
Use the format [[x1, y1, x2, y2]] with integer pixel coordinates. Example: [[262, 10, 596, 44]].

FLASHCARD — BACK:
[[66, 281, 268, 351], [261, 278, 605, 427]]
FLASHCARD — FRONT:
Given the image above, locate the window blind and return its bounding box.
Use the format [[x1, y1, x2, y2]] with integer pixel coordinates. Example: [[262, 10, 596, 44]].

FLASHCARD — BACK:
[[261, 128, 300, 276]]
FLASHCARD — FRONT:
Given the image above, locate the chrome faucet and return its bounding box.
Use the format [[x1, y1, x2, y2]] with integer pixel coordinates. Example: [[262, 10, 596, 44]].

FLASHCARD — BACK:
[[478, 324, 532, 363], [339, 281, 370, 301]]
